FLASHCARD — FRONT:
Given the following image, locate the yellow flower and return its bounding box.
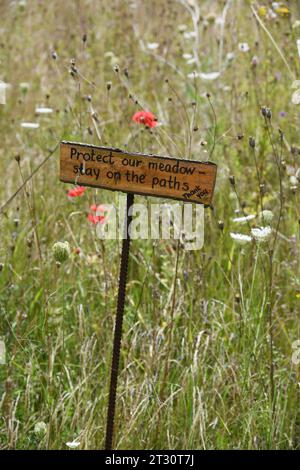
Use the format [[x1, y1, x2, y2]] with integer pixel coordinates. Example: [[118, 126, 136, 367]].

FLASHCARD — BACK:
[[258, 6, 267, 17], [296, 293, 300, 299], [275, 6, 290, 16]]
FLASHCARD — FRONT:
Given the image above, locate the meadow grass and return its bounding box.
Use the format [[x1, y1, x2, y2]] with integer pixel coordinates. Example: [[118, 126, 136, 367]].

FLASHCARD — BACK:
[[0, 0, 300, 449]]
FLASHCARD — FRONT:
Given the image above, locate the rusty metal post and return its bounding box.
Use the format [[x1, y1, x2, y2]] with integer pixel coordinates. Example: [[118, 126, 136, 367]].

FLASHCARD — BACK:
[[105, 192, 134, 450]]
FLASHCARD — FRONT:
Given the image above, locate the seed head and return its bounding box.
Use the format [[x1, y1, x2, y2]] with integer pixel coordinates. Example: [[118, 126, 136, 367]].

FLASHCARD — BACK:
[[259, 210, 274, 224], [52, 241, 70, 263], [34, 421, 47, 436]]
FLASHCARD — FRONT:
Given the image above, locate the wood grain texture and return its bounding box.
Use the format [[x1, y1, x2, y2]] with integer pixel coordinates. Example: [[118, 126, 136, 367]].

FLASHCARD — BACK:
[[60, 141, 217, 205]]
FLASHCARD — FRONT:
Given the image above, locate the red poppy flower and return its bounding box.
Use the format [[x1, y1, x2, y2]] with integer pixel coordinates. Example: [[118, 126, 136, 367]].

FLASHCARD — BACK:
[[87, 213, 106, 225], [132, 110, 158, 128], [67, 186, 86, 198], [90, 204, 106, 213], [87, 204, 107, 225]]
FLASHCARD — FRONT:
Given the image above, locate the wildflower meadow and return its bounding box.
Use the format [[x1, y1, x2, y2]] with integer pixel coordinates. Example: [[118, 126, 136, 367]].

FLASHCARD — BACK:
[[0, 0, 300, 451]]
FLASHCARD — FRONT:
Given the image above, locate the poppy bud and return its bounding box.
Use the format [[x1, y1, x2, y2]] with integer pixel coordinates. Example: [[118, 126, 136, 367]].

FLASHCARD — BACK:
[[251, 55, 259, 67], [261, 106, 271, 119], [218, 220, 224, 231], [249, 137, 255, 148], [261, 106, 267, 117], [229, 175, 235, 186], [259, 183, 266, 195]]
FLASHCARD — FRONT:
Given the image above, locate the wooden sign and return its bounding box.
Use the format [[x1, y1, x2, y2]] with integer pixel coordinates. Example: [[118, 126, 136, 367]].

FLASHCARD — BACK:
[[60, 141, 217, 205], [59, 139, 218, 450]]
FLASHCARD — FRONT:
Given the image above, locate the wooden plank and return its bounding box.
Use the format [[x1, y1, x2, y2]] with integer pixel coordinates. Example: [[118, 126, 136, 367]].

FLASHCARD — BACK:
[[60, 141, 217, 205]]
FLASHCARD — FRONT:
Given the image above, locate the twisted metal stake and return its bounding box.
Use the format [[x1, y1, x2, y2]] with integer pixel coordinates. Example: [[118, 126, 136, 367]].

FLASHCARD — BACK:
[[105, 192, 134, 450]]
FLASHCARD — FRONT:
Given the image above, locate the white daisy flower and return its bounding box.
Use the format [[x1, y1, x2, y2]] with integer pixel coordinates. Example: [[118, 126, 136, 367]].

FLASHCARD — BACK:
[[147, 42, 159, 50], [230, 232, 252, 245], [267, 8, 277, 20], [216, 15, 224, 27], [182, 53, 193, 60], [188, 71, 220, 80], [183, 31, 197, 40], [232, 214, 256, 224], [178, 24, 187, 33], [0, 339, 6, 364], [66, 441, 80, 449], [199, 71, 220, 80], [0, 81, 10, 105], [290, 175, 298, 186], [35, 107, 53, 114], [104, 51, 115, 59], [297, 39, 300, 58], [226, 52, 235, 62], [238, 42, 250, 52], [251, 226, 272, 243], [292, 80, 300, 105], [21, 122, 39, 129]]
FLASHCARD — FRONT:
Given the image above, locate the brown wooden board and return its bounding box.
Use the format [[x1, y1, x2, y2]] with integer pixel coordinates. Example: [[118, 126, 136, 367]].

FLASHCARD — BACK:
[[60, 141, 217, 205]]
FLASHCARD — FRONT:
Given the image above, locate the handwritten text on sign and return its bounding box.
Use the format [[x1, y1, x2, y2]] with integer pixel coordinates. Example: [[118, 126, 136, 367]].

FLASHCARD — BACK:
[[60, 142, 217, 205]]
